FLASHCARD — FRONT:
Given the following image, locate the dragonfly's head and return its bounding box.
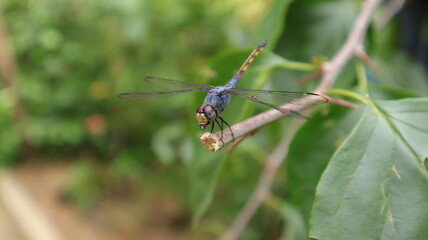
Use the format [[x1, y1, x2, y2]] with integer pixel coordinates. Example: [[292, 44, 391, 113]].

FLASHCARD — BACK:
[[196, 105, 218, 130]]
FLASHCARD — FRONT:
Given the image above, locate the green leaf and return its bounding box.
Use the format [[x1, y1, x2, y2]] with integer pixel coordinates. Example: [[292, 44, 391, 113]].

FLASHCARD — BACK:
[[376, 52, 428, 96], [286, 104, 364, 225], [0, 124, 21, 165], [277, 200, 307, 240], [207, 45, 286, 83], [151, 122, 192, 165], [282, 1, 358, 60], [253, 0, 293, 47], [368, 82, 421, 100], [189, 148, 226, 228], [310, 98, 428, 240]]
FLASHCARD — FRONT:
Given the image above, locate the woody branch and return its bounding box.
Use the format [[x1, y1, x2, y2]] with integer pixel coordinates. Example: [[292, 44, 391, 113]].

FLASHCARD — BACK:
[[200, 0, 381, 152], [221, 0, 382, 239]]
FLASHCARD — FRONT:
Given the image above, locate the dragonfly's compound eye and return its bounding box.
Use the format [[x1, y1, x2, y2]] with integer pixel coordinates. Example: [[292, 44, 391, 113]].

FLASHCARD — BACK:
[[201, 105, 217, 121], [196, 105, 217, 130], [202, 105, 213, 114]]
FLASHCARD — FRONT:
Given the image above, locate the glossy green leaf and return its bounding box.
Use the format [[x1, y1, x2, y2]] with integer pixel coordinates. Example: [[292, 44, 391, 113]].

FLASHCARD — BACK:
[[286, 104, 364, 225], [310, 98, 428, 240]]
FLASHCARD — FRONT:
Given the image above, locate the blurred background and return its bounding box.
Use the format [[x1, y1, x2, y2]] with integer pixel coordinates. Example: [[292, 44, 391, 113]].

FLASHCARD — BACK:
[[0, 0, 427, 239]]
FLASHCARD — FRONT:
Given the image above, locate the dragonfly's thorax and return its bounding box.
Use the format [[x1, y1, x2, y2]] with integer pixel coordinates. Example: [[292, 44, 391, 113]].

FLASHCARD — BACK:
[[205, 87, 231, 113], [195, 105, 218, 130]]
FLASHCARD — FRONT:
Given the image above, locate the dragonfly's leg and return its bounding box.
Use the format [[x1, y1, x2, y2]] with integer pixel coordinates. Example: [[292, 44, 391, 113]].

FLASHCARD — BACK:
[[214, 118, 225, 145], [215, 118, 224, 139], [218, 116, 235, 142], [210, 120, 215, 133]]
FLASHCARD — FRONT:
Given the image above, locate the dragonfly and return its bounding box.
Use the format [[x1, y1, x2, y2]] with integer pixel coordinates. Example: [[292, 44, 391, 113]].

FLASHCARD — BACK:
[[117, 40, 329, 140]]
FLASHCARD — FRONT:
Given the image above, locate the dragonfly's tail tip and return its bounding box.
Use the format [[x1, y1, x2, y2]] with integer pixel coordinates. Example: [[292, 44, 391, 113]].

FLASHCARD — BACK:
[[305, 92, 330, 103]]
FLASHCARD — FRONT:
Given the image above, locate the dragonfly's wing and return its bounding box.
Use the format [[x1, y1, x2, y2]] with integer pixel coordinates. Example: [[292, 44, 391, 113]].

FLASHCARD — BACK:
[[226, 88, 329, 119], [117, 89, 212, 100], [144, 76, 214, 91], [117, 76, 214, 100]]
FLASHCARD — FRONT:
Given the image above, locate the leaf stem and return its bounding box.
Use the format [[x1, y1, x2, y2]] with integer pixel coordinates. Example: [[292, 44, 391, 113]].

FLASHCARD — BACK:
[[276, 60, 315, 72], [325, 88, 369, 105], [356, 62, 369, 94]]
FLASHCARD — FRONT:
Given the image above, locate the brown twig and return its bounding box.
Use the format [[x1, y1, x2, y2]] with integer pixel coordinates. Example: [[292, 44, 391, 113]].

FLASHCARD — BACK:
[[355, 44, 380, 73], [201, 0, 380, 152], [317, 0, 381, 92], [221, 0, 381, 239], [375, 0, 405, 30], [222, 119, 303, 240], [0, 11, 26, 123], [0, 10, 30, 155], [295, 69, 323, 85], [0, 11, 16, 87], [200, 95, 327, 152], [328, 97, 359, 109]]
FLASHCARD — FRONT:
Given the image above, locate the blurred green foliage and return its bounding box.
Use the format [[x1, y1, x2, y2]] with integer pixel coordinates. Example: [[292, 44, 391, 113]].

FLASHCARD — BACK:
[[1, 0, 234, 163], [62, 161, 103, 212], [1, 0, 428, 239]]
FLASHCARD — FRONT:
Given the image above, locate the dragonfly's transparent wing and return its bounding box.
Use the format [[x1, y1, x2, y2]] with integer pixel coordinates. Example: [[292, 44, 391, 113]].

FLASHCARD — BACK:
[[226, 88, 329, 119], [227, 88, 328, 106], [117, 76, 214, 100], [144, 76, 214, 91], [118, 89, 212, 100]]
